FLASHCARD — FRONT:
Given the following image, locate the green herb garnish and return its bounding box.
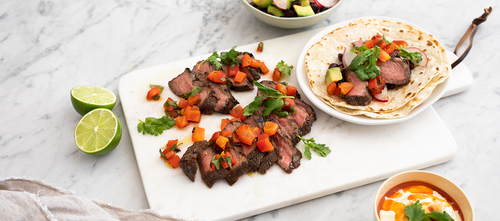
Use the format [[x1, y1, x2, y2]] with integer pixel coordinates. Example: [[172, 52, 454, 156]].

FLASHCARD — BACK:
[[296, 135, 331, 160], [276, 60, 294, 76], [398, 46, 423, 65], [404, 200, 455, 221], [182, 87, 202, 99], [211, 155, 221, 170], [243, 81, 294, 117], [149, 84, 164, 93], [349, 46, 381, 81], [137, 116, 175, 136], [220, 46, 241, 68]]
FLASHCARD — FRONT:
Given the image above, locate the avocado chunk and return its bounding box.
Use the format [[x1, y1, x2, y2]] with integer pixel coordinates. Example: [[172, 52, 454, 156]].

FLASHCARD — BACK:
[[293, 5, 315, 17], [253, 0, 273, 8], [299, 0, 310, 7], [268, 5, 284, 17], [325, 67, 342, 86]]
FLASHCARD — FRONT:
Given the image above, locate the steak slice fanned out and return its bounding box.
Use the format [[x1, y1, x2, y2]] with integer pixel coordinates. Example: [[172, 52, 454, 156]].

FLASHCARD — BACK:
[[225, 146, 250, 186], [197, 143, 228, 188], [168, 68, 194, 97], [257, 148, 281, 174], [242, 116, 265, 172], [221, 63, 254, 92], [377, 57, 411, 86], [291, 100, 314, 136], [344, 70, 373, 106], [192, 66, 239, 114], [179, 140, 204, 182], [271, 126, 302, 173], [236, 52, 261, 82]]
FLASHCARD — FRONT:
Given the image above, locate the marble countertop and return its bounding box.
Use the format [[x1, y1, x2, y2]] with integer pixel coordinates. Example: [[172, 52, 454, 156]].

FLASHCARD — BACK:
[[1, 0, 498, 220]]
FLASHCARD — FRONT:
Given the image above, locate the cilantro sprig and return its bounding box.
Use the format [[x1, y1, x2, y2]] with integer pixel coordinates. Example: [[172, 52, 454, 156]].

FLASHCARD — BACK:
[[137, 116, 175, 136], [398, 46, 423, 65], [198, 46, 241, 70], [296, 135, 331, 160], [182, 87, 202, 99], [243, 81, 294, 117], [276, 60, 293, 77], [349, 45, 381, 81], [211, 154, 233, 170], [404, 200, 455, 221]]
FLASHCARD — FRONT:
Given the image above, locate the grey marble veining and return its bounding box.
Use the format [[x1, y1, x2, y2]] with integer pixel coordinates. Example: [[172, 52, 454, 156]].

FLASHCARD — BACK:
[[1, 0, 499, 220]]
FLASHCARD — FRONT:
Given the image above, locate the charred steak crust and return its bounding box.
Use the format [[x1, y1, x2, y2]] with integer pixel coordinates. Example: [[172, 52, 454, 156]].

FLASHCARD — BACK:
[[192, 68, 239, 114], [179, 140, 204, 182], [225, 146, 250, 186], [257, 148, 281, 175], [221, 63, 254, 92], [343, 70, 373, 106], [197, 143, 228, 188]]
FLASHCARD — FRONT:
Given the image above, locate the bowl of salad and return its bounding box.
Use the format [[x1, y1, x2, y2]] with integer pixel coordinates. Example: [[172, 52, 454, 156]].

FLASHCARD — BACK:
[[240, 0, 344, 29]]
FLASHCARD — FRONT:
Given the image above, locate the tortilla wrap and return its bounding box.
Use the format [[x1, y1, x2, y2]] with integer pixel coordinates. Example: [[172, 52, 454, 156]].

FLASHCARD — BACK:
[[305, 18, 451, 118]]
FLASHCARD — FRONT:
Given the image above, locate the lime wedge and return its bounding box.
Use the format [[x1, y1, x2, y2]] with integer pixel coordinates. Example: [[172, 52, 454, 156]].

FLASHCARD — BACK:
[[74, 108, 122, 156], [71, 86, 116, 116]]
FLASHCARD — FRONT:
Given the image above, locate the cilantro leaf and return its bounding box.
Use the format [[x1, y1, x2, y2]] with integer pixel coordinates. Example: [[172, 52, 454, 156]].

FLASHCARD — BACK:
[[211, 155, 221, 170], [220, 46, 241, 68], [262, 98, 284, 117], [398, 46, 423, 65], [243, 96, 264, 116], [150, 84, 164, 93], [137, 116, 175, 136], [254, 81, 283, 97], [424, 211, 454, 221], [159, 149, 168, 161], [276, 60, 293, 76], [296, 135, 331, 160], [404, 200, 426, 221], [198, 51, 222, 70], [182, 87, 202, 99], [349, 46, 381, 81]]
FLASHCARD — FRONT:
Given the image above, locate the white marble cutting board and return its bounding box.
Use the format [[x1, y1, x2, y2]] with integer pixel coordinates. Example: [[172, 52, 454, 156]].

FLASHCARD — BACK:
[[118, 25, 471, 221]]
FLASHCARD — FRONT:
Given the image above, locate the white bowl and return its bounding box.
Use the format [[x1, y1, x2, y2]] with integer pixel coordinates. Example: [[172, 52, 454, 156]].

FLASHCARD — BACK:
[[240, 0, 344, 29], [295, 17, 451, 125], [374, 170, 474, 221]]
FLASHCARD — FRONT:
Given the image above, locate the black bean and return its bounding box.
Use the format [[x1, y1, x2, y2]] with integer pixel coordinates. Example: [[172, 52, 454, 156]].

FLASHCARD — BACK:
[[329, 63, 340, 69], [292, 1, 301, 6], [283, 9, 297, 17], [310, 3, 320, 13], [338, 53, 343, 62]]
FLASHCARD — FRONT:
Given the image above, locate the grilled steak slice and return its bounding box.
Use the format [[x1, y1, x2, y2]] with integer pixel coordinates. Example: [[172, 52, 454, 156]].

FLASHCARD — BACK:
[[168, 68, 194, 97], [236, 52, 261, 82], [377, 57, 411, 86], [192, 69, 239, 114], [242, 116, 265, 172], [344, 70, 373, 106], [266, 112, 300, 145], [225, 146, 250, 186], [294, 97, 317, 122], [291, 100, 314, 136], [221, 64, 254, 91], [179, 140, 203, 182], [197, 143, 228, 188], [257, 148, 281, 174]]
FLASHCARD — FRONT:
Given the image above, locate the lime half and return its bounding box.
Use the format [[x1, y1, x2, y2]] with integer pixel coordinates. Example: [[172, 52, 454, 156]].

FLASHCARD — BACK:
[[71, 86, 116, 116], [74, 108, 122, 156]]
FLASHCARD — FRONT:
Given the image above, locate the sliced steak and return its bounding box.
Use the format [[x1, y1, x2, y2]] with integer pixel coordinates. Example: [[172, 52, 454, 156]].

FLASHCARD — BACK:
[[344, 70, 373, 106], [225, 146, 250, 186], [222, 64, 254, 91], [242, 116, 265, 172], [236, 52, 261, 82], [257, 148, 281, 174], [266, 112, 301, 145], [168, 68, 194, 97], [291, 100, 314, 136], [197, 143, 228, 188], [179, 140, 203, 182], [377, 57, 411, 86], [192, 69, 239, 114]]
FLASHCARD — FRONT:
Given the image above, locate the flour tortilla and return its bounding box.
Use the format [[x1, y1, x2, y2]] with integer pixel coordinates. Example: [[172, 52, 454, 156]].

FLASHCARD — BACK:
[[305, 18, 451, 118]]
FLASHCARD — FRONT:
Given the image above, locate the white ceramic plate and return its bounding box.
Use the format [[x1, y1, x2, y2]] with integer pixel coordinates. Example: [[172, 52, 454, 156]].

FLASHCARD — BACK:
[[296, 17, 451, 125]]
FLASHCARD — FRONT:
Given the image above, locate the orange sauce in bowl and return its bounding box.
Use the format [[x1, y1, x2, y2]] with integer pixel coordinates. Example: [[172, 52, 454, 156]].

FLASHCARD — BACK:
[[378, 181, 464, 221]]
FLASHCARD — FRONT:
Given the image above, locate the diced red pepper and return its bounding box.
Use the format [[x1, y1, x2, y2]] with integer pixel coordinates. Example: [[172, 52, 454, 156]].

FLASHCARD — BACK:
[[241, 53, 252, 67], [231, 132, 241, 144], [286, 85, 297, 96], [393, 40, 407, 48], [275, 83, 287, 95], [378, 50, 391, 62], [236, 124, 255, 146], [209, 131, 221, 143], [207, 71, 216, 82], [226, 151, 236, 164], [192, 126, 205, 143], [175, 116, 189, 128], [212, 71, 227, 84], [234, 71, 247, 83], [368, 76, 386, 95], [339, 82, 354, 95], [263, 122, 279, 136], [364, 39, 375, 49], [186, 109, 201, 122], [163, 149, 176, 159], [166, 139, 178, 149], [385, 43, 397, 54], [230, 118, 241, 122], [228, 65, 239, 77], [258, 133, 269, 141], [215, 135, 229, 150], [168, 155, 181, 168], [187, 94, 201, 106], [371, 34, 382, 40], [257, 42, 263, 52], [283, 98, 296, 112], [146, 86, 161, 101], [333, 83, 342, 96], [272, 68, 281, 81], [220, 130, 232, 138], [229, 105, 247, 121], [221, 118, 230, 131], [327, 81, 337, 96], [250, 126, 261, 137], [259, 62, 269, 75], [178, 98, 189, 109], [249, 59, 262, 68], [256, 138, 274, 152]]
